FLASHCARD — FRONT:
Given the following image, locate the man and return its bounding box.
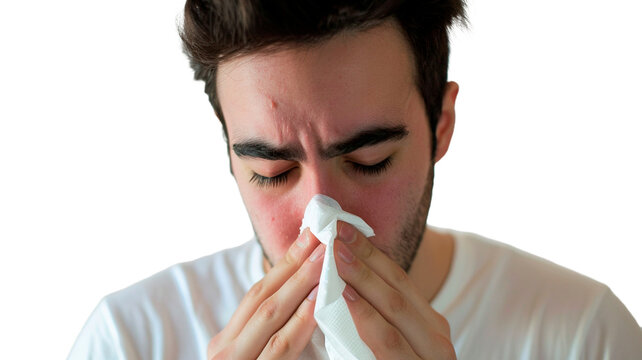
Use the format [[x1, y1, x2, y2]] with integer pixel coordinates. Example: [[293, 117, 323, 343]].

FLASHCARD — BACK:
[[69, 1, 642, 359]]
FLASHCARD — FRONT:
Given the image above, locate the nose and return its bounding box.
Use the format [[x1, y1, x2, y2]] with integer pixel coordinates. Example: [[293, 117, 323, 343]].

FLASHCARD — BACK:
[[304, 165, 336, 202], [300, 162, 348, 211]]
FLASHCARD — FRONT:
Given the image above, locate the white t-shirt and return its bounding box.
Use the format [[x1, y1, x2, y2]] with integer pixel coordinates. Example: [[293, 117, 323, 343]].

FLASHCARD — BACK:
[[68, 228, 642, 359]]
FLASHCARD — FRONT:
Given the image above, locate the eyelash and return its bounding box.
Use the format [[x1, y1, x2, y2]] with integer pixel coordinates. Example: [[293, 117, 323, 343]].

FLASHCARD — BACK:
[[250, 171, 290, 188], [350, 157, 392, 176], [250, 157, 392, 188]]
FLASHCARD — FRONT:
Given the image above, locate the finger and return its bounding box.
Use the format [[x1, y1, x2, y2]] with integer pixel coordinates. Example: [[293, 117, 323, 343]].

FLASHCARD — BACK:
[[337, 222, 449, 336], [337, 221, 416, 294], [231, 243, 325, 359], [342, 285, 421, 360], [210, 229, 320, 354], [258, 285, 319, 360], [335, 240, 448, 358]]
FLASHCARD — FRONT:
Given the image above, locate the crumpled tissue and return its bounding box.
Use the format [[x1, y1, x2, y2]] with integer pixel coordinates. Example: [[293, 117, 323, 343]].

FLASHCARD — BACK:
[[299, 194, 376, 360]]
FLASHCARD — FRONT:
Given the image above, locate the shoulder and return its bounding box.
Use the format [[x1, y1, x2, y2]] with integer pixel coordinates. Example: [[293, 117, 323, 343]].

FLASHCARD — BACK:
[[432, 228, 642, 359], [444, 228, 608, 303], [68, 240, 264, 359], [103, 239, 261, 322], [108, 239, 262, 303]]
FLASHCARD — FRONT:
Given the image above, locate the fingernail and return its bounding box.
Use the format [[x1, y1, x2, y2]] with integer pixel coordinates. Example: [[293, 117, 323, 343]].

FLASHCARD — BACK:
[[307, 285, 319, 301], [337, 242, 354, 263], [309, 245, 325, 262], [338, 222, 356, 244], [343, 285, 359, 302], [296, 230, 308, 248]]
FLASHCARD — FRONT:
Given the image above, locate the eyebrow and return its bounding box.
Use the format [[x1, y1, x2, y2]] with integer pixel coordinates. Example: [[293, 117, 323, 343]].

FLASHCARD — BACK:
[[231, 124, 409, 161], [232, 141, 305, 161], [321, 125, 409, 159]]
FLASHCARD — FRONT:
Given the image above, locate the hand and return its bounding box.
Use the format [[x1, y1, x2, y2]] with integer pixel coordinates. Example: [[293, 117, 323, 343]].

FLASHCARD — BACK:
[[334, 222, 456, 359], [207, 229, 325, 360]]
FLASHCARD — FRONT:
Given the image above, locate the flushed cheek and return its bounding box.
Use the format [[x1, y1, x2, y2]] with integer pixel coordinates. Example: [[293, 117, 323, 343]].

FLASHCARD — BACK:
[[347, 170, 426, 251], [246, 193, 304, 262]]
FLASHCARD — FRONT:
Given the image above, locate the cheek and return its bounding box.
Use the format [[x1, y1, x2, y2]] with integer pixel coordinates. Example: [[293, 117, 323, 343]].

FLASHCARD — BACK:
[[348, 131, 432, 249], [354, 123, 432, 242], [241, 187, 305, 261], [232, 158, 304, 261], [347, 169, 425, 244]]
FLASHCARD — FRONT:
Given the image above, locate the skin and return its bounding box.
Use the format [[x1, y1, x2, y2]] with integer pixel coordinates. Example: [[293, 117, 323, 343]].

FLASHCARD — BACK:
[[211, 20, 459, 359]]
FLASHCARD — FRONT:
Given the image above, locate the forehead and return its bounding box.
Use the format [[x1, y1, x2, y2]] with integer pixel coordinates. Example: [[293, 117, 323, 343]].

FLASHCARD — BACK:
[[216, 21, 418, 145]]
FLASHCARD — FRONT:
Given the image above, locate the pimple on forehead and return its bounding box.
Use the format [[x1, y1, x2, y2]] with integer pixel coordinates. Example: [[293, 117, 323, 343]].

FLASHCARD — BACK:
[[268, 98, 278, 110]]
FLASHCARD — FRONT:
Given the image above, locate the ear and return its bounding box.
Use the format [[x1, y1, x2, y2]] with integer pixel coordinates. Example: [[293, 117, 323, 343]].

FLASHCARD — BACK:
[[433, 81, 459, 163]]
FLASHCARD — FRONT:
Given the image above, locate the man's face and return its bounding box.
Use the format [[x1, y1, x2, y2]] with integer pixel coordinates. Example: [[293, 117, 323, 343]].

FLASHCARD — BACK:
[[217, 22, 435, 269]]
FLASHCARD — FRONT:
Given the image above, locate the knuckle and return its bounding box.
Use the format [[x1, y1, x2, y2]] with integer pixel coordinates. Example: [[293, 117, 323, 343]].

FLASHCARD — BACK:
[[387, 291, 408, 315], [355, 262, 371, 283], [356, 299, 377, 320], [383, 327, 404, 350], [257, 298, 279, 322], [265, 332, 290, 356], [291, 305, 309, 325]]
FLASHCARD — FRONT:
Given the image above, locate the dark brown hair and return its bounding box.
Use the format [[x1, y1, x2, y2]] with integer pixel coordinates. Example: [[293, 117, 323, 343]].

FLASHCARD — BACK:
[[179, 0, 467, 155]]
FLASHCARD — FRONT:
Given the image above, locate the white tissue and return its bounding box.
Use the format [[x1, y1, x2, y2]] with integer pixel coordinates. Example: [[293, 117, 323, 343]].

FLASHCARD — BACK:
[[299, 194, 376, 360]]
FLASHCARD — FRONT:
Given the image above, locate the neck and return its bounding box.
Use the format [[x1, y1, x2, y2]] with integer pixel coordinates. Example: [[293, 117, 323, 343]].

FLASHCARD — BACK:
[[409, 226, 454, 303]]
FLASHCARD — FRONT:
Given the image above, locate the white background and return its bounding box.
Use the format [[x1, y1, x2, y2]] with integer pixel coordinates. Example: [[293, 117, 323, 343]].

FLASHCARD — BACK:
[[1, 0, 640, 358]]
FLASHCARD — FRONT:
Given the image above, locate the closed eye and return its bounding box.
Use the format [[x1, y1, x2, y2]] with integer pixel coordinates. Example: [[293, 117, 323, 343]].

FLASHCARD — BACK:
[[250, 169, 292, 188], [350, 157, 392, 176], [249, 157, 391, 188]]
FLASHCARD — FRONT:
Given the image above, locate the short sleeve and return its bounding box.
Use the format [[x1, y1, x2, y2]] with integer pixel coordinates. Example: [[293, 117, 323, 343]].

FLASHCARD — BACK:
[[577, 288, 642, 359]]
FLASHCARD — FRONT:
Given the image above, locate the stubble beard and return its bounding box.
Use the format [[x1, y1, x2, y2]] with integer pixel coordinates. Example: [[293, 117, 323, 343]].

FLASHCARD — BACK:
[[393, 162, 434, 272]]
